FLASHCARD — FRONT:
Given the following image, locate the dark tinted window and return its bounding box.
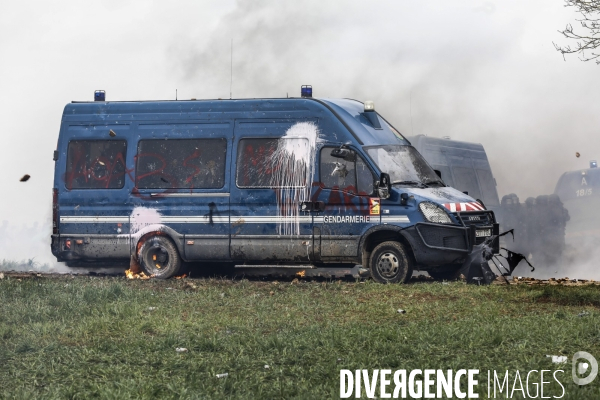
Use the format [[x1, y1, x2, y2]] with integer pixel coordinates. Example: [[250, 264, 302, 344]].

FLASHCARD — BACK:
[[66, 140, 127, 189], [236, 138, 290, 188], [320, 148, 374, 195], [136, 139, 227, 189]]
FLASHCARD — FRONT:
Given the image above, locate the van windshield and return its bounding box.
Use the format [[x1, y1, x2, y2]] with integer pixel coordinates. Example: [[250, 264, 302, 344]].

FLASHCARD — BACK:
[[365, 145, 442, 186]]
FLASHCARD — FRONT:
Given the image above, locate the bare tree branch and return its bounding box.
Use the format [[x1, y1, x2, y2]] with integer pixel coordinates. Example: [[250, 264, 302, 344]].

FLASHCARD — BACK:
[[555, 0, 600, 63]]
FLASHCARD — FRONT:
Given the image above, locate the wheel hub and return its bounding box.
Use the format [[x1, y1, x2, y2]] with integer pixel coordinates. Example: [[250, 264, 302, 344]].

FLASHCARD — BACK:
[[149, 246, 169, 271], [377, 252, 399, 278]]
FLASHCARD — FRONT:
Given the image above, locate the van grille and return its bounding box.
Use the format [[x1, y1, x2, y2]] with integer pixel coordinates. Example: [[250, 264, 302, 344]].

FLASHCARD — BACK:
[[452, 211, 495, 245], [452, 211, 495, 227]]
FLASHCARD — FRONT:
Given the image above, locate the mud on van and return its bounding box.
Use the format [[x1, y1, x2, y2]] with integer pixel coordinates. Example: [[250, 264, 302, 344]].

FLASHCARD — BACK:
[[51, 92, 499, 282]]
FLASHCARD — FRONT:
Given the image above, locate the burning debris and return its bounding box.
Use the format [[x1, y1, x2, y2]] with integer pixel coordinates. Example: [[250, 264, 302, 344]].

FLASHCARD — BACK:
[[124, 269, 151, 279]]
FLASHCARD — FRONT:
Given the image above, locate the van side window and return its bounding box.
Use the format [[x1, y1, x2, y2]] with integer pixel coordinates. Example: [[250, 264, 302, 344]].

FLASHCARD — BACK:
[[356, 156, 375, 195], [66, 140, 127, 190], [136, 139, 227, 189], [236, 138, 278, 188], [432, 165, 453, 187], [236, 138, 311, 188], [320, 148, 374, 195], [452, 166, 482, 199]]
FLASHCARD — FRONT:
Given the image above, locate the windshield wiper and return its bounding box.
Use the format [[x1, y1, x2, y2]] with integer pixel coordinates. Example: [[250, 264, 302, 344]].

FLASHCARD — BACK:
[[392, 180, 425, 187], [422, 179, 445, 187]]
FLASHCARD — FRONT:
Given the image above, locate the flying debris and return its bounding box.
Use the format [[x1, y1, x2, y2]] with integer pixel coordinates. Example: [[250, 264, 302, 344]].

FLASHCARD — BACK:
[[576, 152, 580, 158], [19, 174, 30, 182]]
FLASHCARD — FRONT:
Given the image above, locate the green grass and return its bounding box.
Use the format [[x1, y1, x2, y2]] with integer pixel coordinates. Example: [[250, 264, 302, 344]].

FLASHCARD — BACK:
[[0, 276, 599, 399]]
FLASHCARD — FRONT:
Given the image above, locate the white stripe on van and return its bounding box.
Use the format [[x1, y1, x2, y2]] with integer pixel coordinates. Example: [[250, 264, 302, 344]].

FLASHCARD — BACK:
[[60, 215, 411, 224], [60, 216, 129, 223], [380, 216, 410, 223], [60, 216, 311, 224]]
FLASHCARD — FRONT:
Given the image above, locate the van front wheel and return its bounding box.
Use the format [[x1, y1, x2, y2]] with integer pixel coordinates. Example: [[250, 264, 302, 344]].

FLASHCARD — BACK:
[[138, 236, 182, 279], [369, 241, 413, 284]]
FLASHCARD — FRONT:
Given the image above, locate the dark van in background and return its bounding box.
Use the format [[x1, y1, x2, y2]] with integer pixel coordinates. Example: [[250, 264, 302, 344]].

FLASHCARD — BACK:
[[407, 135, 500, 208], [52, 91, 499, 282]]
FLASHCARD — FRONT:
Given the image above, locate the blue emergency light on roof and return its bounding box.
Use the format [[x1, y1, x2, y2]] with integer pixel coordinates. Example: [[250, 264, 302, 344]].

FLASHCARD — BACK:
[[301, 85, 312, 98], [591, 160, 598, 169], [94, 90, 105, 101]]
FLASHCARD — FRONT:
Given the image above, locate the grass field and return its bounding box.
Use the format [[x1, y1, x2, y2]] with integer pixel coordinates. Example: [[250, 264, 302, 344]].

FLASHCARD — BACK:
[[1, 274, 599, 399]]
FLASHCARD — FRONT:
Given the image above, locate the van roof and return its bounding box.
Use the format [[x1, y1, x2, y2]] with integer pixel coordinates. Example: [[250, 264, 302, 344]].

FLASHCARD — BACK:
[[407, 134, 486, 154], [63, 97, 408, 147]]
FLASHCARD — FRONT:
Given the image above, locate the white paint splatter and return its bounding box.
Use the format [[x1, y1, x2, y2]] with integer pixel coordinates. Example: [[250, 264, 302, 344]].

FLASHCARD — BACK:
[[270, 122, 319, 236], [130, 207, 162, 234]]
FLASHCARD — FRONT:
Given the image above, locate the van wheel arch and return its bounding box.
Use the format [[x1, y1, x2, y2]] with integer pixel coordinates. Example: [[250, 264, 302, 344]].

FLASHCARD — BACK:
[[360, 227, 416, 270], [134, 228, 184, 261]]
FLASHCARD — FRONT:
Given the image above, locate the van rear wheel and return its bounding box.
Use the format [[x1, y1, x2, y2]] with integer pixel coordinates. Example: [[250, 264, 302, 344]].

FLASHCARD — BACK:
[[369, 241, 413, 284], [138, 236, 182, 279]]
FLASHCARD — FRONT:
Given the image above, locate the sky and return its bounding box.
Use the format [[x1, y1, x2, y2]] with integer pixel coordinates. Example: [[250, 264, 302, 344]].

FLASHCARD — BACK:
[[1, 0, 599, 264]]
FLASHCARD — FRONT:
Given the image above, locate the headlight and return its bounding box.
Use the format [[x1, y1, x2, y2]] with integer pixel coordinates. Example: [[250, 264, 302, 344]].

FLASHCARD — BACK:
[[419, 202, 453, 224]]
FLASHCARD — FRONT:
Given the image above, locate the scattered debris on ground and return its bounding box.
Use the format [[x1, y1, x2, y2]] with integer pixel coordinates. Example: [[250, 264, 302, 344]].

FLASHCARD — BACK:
[[175, 348, 188, 353], [547, 355, 568, 363], [577, 311, 590, 317], [510, 277, 600, 286]]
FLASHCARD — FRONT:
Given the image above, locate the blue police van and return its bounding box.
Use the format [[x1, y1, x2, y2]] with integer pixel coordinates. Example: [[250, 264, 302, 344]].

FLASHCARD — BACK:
[[51, 89, 499, 282]]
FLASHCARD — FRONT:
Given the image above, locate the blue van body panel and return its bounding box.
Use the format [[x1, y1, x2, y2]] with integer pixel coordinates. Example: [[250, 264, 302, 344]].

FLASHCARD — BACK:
[[319, 99, 410, 146], [52, 97, 495, 270]]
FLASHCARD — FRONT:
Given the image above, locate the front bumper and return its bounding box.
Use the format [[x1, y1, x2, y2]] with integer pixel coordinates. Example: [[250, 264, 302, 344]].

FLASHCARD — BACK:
[[401, 222, 499, 268]]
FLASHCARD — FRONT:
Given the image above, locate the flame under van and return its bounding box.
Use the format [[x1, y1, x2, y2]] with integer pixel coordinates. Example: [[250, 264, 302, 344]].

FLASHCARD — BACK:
[[52, 96, 499, 282]]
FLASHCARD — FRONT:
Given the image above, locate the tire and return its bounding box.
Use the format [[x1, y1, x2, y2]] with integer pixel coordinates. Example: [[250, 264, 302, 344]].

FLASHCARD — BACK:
[[369, 241, 413, 284], [137, 235, 182, 279]]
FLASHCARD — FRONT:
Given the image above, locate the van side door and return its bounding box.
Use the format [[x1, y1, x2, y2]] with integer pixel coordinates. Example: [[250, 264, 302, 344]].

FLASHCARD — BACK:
[[230, 120, 317, 262], [312, 146, 378, 260], [132, 122, 231, 261]]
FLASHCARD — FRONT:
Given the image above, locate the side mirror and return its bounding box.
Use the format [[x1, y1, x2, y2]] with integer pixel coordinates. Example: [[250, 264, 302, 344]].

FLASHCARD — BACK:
[[377, 172, 391, 199], [434, 170, 442, 179], [330, 147, 356, 162], [400, 192, 409, 206]]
